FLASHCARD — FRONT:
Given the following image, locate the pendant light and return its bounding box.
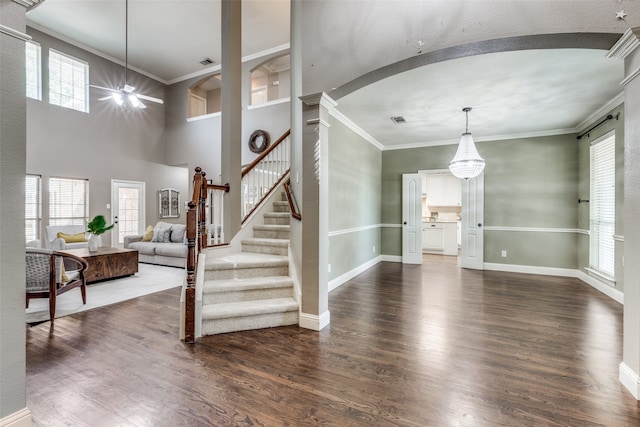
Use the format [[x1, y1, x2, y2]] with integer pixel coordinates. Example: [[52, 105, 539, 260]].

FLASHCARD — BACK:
[[449, 107, 485, 179]]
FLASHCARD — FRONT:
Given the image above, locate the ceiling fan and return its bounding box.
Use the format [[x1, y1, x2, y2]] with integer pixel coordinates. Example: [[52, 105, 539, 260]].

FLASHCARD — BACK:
[[89, 0, 163, 109]]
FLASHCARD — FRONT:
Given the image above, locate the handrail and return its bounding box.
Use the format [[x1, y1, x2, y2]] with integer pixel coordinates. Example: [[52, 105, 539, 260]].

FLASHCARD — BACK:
[[242, 129, 291, 177], [283, 179, 301, 221]]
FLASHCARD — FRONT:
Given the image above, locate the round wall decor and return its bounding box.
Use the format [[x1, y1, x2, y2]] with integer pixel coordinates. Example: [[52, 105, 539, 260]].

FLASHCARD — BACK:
[[248, 129, 270, 154]]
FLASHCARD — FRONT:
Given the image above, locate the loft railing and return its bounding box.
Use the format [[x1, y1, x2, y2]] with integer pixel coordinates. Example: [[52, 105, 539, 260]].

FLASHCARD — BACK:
[[184, 167, 229, 343], [241, 129, 291, 222]]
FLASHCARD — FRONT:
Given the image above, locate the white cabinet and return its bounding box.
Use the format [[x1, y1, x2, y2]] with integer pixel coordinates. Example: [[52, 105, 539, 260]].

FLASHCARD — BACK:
[[425, 175, 461, 206], [422, 222, 444, 251]]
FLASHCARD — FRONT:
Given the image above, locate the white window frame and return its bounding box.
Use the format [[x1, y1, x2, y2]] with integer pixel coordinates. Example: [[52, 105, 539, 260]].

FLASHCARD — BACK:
[[48, 49, 89, 113], [25, 41, 42, 101], [49, 177, 89, 227], [25, 174, 42, 242], [588, 131, 616, 283]]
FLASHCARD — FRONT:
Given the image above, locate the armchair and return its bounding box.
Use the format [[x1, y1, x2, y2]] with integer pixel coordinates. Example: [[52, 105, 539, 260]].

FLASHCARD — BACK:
[[26, 248, 89, 322], [44, 225, 89, 250]]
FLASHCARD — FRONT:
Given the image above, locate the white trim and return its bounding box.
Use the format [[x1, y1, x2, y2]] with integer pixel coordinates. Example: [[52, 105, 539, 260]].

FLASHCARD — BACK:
[[484, 226, 588, 234], [241, 43, 290, 66], [329, 108, 384, 150], [614, 234, 624, 242], [584, 267, 616, 287], [306, 118, 331, 127], [0, 408, 31, 427], [247, 97, 290, 111], [186, 111, 221, 123], [289, 249, 302, 306], [577, 270, 622, 304], [620, 362, 640, 400], [329, 224, 380, 237], [329, 256, 381, 291], [607, 28, 640, 60], [299, 310, 330, 331], [14, 0, 41, 6], [380, 255, 402, 263], [381, 223, 402, 228], [575, 93, 624, 133], [0, 24, 31, 42], [621, 67, 640, 87]]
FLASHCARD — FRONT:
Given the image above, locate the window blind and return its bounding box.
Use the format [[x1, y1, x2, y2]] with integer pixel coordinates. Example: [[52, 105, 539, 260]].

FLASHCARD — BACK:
[[25, 175, 41, 242], [49, 177, 89, 226], [590, 133, 615, 278], [49, 49, 89, 113], [25, 41, 41, 100]]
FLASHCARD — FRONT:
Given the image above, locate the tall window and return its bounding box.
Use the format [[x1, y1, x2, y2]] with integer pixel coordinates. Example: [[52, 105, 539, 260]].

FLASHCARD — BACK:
[[49, 177, 89, 226], [589, 132, 616, 279], [49, 49, 89, 113], [26, 41, 42, 100], [25, 175, 42, 242]]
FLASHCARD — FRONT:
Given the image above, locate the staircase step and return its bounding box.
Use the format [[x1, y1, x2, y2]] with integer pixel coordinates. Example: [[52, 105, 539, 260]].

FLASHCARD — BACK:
[[203, 276, 293, 304], [201, 297, 298, 335], [263, 212, 291, 225], [241, 237, 289, 255], [272, 201, 291, 213], [253, 224, 290, 239], [204, 252, 288, 280]]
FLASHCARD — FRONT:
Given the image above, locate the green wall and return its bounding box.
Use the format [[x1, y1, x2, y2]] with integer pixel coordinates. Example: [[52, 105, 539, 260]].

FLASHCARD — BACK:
[[328, 116, 381, 281], [381, 134, 580, 268], [577, 105, 625, 291]]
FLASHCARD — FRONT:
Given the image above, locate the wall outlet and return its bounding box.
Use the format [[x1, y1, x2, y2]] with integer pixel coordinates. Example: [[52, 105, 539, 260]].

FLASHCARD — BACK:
[[501, 250, 507, 257], [373, 245, 376, 253], [328, 264, 331, 273]]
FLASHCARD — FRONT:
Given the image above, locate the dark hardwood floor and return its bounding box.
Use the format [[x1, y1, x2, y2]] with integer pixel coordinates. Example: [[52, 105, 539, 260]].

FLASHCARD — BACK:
[[26, 255, 640, 426]]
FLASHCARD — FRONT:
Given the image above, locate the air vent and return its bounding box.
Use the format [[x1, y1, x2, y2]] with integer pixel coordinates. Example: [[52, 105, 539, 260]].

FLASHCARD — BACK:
[[391, 116, 406, 124], [199, 58, 215, 66]]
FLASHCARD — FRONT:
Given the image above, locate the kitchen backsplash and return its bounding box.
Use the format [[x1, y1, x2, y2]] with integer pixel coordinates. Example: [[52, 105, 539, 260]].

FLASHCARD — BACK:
[[423, 205, 461, 220]]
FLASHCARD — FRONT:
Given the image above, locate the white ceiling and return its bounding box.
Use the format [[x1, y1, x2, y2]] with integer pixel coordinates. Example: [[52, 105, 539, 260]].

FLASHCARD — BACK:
[[26, 1, 625, 148]]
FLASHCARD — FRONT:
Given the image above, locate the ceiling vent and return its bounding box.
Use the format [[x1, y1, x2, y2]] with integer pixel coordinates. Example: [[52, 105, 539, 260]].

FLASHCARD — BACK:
[[199, 58, 215, 66], [391, 116, 406, 124]]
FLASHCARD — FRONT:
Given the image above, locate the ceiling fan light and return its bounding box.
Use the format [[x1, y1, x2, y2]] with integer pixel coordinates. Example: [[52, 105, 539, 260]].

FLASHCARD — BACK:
[[128, 93, 141, 108], [112, 92, 124, 106]]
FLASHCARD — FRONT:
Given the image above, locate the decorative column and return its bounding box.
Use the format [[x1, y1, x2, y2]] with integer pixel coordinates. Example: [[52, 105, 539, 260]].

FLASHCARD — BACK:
[[0, 1, 31, 424], [608, 27, 640, 399]]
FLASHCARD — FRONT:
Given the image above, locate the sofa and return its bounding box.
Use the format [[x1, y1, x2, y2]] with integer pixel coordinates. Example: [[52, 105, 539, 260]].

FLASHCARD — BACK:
[[44, 225, 90, 250], [124, 222, 187, 268]]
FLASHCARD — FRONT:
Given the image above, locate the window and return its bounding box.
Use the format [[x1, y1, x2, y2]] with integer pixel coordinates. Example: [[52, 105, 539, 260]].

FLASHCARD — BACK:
[[589, 132, 615, 280], [25, 175, 42, 242], [25, 41, 41, 100], [49, 177, 89, 226], [48, 49, 89, 113]]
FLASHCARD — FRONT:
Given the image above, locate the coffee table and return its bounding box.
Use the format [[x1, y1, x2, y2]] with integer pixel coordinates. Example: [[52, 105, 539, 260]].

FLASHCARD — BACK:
[[61, 247, 138, 283]]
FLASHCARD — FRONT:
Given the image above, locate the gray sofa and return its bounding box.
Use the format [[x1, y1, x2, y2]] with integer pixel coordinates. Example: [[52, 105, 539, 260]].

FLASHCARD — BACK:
[[124, 222, 187, 268]]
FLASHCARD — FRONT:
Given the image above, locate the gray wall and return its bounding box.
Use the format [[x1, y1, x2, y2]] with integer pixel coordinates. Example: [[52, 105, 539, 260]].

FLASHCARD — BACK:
[[577, 104, 625, 291], [328, 116, 381, 281], [381, 134, 580, 269], [26, 28, 188, 245]]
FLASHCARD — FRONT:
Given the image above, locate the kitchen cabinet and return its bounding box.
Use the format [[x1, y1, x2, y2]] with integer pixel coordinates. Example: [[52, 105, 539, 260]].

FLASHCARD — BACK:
[[425, 175, 461, 206], [423, 221, 458, 255]]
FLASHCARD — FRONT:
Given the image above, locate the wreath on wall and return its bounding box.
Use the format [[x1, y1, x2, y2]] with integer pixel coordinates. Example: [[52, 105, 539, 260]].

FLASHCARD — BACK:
[[248, 129, 270, 154]]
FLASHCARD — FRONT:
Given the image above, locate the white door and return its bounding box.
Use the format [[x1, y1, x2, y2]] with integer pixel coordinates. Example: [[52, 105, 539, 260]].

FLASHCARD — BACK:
[[460, 173, 484, 269], [111, 180, 146, 248], [402, 173, 422, 264]]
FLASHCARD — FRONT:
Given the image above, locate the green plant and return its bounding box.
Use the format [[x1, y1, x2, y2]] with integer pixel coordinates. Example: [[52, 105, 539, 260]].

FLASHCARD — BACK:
[[87, 215, 114, 236]]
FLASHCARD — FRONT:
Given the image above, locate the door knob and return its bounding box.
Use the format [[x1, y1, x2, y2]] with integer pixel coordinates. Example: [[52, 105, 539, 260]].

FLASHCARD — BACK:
[[403, 221, 407, 225], [478, 223, 482, 227]]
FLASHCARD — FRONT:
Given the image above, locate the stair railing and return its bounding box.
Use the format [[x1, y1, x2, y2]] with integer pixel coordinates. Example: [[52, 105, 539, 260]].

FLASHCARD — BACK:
[[283, 178, 301, 221], [185, 167, 229, 343], [241, 129, 291, 223]]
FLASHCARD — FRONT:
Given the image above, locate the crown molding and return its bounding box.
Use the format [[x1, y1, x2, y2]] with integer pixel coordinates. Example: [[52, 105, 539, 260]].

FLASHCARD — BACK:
[[0, 24, 31, 41], [14, 0, 43, 8], [575, 92, 624, 132], [607, 27, 640, 60], [329, 108, 384, 150]]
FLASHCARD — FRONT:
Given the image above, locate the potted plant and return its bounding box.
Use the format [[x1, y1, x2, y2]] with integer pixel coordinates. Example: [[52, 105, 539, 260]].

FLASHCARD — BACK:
[[86, 215, 114, 251]]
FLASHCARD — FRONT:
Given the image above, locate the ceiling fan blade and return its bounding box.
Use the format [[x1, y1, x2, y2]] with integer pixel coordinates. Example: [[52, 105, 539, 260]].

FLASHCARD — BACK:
[[89, 84, 118, 93], [97, 96, 112, 101], [137, 100, 147, 109], [137, 94, 164, 104]]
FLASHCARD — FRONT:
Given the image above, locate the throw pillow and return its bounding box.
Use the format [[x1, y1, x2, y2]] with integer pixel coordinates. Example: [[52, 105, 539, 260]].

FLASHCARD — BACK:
[[141, 225, 154, 242], [170, 224, 186, 243], [152, 222, 172, 243], [57, 232, 87, 243]]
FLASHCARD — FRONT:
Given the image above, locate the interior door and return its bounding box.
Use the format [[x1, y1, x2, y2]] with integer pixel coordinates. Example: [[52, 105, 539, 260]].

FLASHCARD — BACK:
[[460, 173, 484, 269], [111, 180, 145, 248], [402, 173, 422, 264]]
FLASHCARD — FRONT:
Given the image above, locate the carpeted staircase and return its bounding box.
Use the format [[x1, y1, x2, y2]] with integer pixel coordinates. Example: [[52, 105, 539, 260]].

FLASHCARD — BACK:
[[200, 195, 298, 335]]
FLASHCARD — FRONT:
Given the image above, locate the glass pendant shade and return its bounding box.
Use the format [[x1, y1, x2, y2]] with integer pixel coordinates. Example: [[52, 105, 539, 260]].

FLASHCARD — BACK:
[[449, 132, 485, 179]]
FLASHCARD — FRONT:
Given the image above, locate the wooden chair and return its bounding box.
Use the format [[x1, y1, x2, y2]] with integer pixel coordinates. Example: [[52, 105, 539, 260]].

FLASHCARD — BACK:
[[26, 248, 89, 322]]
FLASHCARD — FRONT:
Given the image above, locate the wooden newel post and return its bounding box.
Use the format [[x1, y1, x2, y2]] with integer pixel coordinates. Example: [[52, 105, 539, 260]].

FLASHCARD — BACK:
[[185, 199, 197, 343], [199, 171, 208, 250]]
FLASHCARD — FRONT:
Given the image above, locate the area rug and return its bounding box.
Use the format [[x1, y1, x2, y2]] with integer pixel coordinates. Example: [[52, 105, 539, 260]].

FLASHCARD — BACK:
[[25, 263, 184, 324]]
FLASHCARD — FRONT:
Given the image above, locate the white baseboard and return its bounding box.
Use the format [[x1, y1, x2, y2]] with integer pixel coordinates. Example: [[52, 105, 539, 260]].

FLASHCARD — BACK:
[[299, 310, 330, 331], [483, 262, 576, 278], [576, 270, 624, 304], [329, 256, 381, 291], [0, 408, 31, 427], [620, 362, 640, 399], [380, 255, 402, 263]]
